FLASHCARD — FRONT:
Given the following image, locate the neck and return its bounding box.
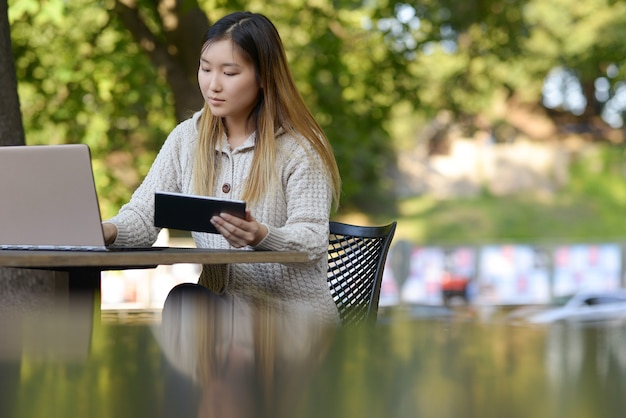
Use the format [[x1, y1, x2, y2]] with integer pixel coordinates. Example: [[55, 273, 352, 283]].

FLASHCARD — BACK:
[[224, 118, 253, 148]]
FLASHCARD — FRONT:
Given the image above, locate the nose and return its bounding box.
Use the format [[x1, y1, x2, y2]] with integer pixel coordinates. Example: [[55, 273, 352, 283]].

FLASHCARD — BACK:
[[208, 73, 221, 92]]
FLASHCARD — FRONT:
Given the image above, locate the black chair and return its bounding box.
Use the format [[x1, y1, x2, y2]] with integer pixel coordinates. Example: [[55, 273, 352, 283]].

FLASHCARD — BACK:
[[327, 221, 397, 326]]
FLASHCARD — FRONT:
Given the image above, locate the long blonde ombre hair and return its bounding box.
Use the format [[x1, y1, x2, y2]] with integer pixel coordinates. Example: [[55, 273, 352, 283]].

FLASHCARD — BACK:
[[192, 12, 341, 209]]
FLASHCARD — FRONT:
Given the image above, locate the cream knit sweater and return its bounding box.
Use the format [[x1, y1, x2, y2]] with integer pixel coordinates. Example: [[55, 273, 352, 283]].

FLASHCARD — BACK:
[[106, 110, 340, 325]]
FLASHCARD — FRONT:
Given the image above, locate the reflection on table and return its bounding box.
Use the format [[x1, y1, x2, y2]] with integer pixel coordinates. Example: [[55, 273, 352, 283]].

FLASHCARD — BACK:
[[2, 299, 626, 418]]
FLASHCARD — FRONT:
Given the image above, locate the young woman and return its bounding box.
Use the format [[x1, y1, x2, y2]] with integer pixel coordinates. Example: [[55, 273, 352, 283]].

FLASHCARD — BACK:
[[103, 11, 342, 325]]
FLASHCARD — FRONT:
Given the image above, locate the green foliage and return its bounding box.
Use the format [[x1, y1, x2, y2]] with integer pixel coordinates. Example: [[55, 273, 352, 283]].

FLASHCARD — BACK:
[[387, 143, 626, 245], [370, 0, 626, 120], [8, 0, 626, 220], [9, 0, 399, 216], [10, 0, 176, 218]]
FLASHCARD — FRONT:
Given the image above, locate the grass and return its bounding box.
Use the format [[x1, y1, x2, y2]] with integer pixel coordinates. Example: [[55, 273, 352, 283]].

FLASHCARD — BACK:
[[341, 143, 626, 246], [389, 193, 620, 245]]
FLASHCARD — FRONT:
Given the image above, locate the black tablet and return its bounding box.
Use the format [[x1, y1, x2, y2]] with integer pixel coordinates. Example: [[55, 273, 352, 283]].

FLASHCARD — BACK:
[[154, 191, 246, 234]]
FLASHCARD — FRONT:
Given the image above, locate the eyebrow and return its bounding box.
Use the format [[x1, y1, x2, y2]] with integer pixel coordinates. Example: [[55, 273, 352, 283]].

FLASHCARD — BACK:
[[199, 57, 241, 68]]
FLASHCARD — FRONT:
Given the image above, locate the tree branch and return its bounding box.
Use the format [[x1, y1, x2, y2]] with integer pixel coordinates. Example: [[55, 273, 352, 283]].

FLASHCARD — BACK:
[[113, 0, 206, 121]]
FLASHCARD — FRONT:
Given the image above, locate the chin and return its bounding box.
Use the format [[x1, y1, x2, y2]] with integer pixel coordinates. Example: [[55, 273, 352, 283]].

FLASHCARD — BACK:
[[207, 107, 227, 117]]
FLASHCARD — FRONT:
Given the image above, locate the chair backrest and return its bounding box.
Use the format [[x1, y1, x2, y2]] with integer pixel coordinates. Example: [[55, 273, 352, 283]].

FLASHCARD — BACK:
[[327, 221, 397, 326]]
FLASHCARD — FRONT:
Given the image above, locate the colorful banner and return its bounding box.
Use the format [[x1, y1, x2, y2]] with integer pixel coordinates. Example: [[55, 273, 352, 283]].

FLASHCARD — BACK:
[[477, 245, 550, 305], [552, 244, 621, 297]]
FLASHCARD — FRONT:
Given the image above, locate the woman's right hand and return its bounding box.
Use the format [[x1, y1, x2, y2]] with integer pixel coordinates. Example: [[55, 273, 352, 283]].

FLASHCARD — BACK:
[[102, 223, 118, 246], [210, 210, 268, 248]]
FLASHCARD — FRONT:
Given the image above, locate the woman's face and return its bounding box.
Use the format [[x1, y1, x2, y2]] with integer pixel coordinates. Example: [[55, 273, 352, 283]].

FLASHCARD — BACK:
[[198, 39, 260, 124]]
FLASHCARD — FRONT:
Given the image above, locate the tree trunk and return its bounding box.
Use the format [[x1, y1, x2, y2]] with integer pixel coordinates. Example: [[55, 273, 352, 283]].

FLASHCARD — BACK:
[[0, 0, 56, 312], [113, 0, 209, 122], [0, 0, 23, 145]]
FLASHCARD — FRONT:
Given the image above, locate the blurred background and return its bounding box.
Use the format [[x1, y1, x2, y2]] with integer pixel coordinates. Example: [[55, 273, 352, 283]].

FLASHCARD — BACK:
[[4, 0, 626, 312], [5, 2, 626, 417]]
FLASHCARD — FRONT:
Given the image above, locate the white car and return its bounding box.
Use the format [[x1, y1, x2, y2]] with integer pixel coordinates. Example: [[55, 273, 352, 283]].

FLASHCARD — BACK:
[[527, 291, 626, 324]]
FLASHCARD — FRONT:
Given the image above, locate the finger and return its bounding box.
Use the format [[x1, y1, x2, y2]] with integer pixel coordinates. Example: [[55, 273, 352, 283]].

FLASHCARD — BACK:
[[219, 212, 241, 227], [219, 213, 252, 234], [211, 216, 250, 247]]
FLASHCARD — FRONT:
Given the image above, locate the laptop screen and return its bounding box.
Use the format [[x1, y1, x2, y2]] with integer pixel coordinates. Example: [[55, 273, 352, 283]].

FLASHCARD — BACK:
[[0, 144, 107, 248]]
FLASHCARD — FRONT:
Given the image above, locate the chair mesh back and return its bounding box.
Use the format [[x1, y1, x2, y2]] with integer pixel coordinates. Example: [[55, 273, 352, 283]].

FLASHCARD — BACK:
[[327, 222, 396, 326]]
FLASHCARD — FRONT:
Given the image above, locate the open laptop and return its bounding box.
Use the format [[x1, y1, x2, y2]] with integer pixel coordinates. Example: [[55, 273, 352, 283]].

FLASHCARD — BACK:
[[0, 144, 159, 251]]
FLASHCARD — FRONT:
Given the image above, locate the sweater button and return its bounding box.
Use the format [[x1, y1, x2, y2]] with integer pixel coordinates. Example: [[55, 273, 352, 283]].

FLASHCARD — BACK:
[[222, 183, 231, 193]]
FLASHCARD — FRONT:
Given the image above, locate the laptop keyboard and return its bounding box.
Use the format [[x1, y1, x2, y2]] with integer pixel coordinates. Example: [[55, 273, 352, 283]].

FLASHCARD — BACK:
[[0, 245, 168, 252]]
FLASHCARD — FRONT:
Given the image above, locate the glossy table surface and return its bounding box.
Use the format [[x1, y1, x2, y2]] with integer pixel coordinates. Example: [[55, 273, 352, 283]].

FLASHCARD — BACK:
[[2, 301, 626, 418]]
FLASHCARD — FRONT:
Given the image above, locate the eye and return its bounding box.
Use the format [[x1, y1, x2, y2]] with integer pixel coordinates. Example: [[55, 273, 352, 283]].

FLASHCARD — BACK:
[[224, 72, 238, 76]]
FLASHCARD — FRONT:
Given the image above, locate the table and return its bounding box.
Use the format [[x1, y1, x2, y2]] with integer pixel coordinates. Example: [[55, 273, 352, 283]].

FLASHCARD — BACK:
[[2, 306, 625, 418], [0, 247, 312, 409], [0, 247, 308, 298]]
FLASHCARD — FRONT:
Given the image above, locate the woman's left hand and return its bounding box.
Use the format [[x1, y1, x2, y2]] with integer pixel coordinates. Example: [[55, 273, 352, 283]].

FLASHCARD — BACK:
[[210, 210, 268, 248]]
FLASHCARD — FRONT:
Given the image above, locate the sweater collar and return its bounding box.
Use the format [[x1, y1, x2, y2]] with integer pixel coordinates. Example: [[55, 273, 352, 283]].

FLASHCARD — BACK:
[[219, 131, 257, 153], [192, 108, 287, 152]]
